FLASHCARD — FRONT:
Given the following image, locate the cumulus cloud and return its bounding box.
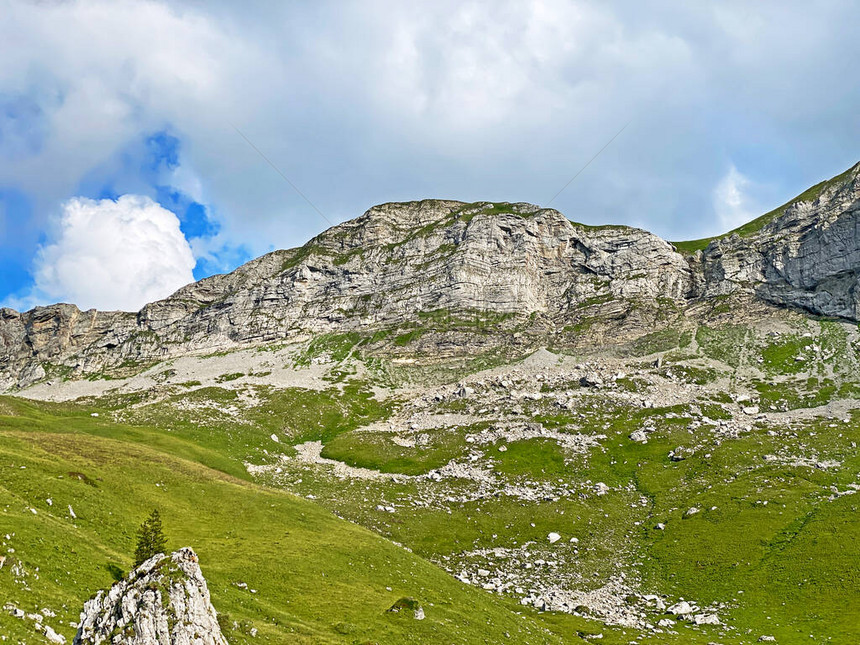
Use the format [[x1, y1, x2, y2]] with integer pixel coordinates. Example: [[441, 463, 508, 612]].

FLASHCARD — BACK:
[[31, 195, 195, 311], [712, 165, 761, 233], [1, 0, 859, 275]]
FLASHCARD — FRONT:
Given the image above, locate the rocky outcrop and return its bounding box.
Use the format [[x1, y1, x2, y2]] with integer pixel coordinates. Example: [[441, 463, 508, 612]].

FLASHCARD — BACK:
[[73, 548, 227, 645], [697, 162, 860, 318], [0, 305, 136, 388], [1, 162, 859, 390]]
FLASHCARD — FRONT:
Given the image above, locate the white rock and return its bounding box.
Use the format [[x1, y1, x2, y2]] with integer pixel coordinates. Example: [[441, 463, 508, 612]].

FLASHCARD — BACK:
[[4, 603, 24, 618], [41, 624, 65, 644], [73, 548, 227, 645], [693, 613, 720, 625], [643, 594, 666, 610], [667, 601, 693, 615], [547, 532, 561, 544]]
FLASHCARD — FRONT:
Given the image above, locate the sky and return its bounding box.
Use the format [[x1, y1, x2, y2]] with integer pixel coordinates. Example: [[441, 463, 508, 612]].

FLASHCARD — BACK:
[[0, 0, 857, 312]]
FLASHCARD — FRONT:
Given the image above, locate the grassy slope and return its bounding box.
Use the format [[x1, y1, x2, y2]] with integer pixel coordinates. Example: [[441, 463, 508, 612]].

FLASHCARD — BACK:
[[0, 399, 576, 645], [258, 320, 860, 644], [3, 319, 860, 644], [304, 409, 860, 643], [586, 407, 860, 642]]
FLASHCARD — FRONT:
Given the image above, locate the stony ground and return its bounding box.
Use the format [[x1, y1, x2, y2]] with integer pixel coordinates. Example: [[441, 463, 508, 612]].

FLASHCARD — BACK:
[[246, 345, 859, 639]]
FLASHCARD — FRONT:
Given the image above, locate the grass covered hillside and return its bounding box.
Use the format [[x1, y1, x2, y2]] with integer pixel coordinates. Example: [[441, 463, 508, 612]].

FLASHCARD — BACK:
[[4, 305, 859, 644], [0, 397, 587, 645]]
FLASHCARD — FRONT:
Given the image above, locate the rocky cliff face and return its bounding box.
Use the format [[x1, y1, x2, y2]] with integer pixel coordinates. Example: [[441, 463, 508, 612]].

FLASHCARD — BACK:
[[73, 548, 227, 645], [1, 162, 859, 390], [697, 163, 860, 318]]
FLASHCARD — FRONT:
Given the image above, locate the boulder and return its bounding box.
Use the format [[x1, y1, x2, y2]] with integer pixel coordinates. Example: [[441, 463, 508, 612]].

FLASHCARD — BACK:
[[73, 547, 227, 645], [667, 601, 693, 616]]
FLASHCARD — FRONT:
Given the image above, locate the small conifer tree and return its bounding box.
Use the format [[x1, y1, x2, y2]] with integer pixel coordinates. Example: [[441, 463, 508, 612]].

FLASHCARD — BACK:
[[134, 509, 167, 568]]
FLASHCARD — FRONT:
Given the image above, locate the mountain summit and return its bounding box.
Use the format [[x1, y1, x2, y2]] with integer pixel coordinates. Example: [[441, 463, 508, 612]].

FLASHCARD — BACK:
[[1, 162, 858, 390]]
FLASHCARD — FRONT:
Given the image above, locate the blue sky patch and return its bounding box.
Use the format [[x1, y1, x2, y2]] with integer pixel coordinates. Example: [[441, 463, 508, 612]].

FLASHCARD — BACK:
[[144, 131, 180, 172], [193, 243, 251, 281], [0, 188, 37, 301], [154, 185, 219, 240]]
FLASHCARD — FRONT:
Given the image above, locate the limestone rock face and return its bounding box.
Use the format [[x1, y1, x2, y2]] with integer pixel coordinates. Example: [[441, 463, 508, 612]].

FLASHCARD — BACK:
[[1, 162, 859, 390], [697, 163, 860, 319], [73, 548, 227, 645], [0, 201, 693, 388]]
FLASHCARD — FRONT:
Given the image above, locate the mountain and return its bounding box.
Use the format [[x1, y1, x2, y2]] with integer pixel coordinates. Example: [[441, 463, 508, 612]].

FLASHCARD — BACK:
[[2, 163, 860, 645], [2, 161, 858, 391]]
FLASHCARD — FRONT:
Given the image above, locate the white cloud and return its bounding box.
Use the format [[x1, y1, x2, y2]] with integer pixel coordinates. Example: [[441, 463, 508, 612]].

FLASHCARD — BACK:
[[0, 0, 858, 261], [712, 165, 760, 233], [0, 0, 255, 226], [30, 195, 195, 311]]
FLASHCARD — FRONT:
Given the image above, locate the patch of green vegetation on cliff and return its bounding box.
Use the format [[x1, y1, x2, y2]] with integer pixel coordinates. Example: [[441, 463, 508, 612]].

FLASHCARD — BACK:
[[479, 202, 523, 216], [421, 308, 517, 330], [569, 221, 633, 232], [628, 328, 682, 356], [384, 310, 523, 350], [393, 328, 426, 346], [278, 243, 335, 272], [574, 293, 615, 309], [294, 332, 364, 366], [455, 201, 531, 222], [41, 361, 75, 380], [331, 246, 366, 266]]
